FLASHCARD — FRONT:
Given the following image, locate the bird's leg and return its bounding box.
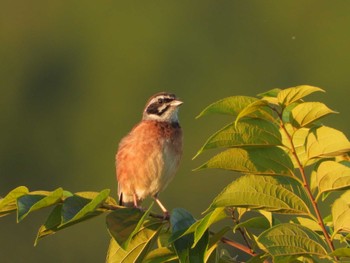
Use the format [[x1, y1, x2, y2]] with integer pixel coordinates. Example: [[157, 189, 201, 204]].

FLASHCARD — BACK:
[[153, 195, 170, 219], [133, 194, 139, 208]]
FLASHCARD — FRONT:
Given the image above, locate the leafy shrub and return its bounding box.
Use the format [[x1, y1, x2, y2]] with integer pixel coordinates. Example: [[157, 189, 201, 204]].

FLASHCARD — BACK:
[[1, 85, 350, 262]]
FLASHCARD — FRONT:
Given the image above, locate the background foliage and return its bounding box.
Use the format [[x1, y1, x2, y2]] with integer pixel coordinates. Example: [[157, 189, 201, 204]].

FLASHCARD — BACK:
[[1, 1, 350, 262]]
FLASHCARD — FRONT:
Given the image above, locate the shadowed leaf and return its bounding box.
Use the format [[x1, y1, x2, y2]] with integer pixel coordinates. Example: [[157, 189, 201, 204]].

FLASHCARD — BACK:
[[17, 188, 63, 222], [207, 175, 310, 215], [106, 204, 154, 249], [106, 217, 164, 263], [170, 208, 209, 263], [195, 147, 294, 176], [277, 85, 324, 107], [329, 248, 350, 258], [257, 223, 328, 257], [233, 216, 270, 232]]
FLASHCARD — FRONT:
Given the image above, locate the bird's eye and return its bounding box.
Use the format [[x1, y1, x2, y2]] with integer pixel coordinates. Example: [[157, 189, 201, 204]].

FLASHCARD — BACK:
[[158, 98, 164, 104]]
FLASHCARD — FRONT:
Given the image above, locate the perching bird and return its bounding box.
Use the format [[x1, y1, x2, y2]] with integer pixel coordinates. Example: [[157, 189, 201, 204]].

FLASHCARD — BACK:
[[116, 92, 183, 216]]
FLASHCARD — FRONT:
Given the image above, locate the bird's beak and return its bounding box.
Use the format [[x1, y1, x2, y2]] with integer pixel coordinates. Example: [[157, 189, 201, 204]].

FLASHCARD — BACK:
[[171, 99, 183, 107]]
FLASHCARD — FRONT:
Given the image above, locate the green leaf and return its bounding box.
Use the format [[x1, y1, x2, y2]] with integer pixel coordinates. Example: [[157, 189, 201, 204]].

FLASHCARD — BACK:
[[196, 96, 257, 118], [328, 247, 350, 258], [61, 189, 109, 226], [307, 126, 350, 159], [106, 204, 154, 250], [235, 100, 271, 124], [290, 102, 336, 128], [205, 226, 231, 262], [170, 208, 208, 263], [170, 208, 196, 262], [143, 247, 178, 263], [35, 205, 62, 245], [17, 188, 63, 222], [170, 208, 227, 250], [206, 174, 311, 215], [194, 118, 282, 159], [316, 161, 350, 196], [0, 186, 28, 217], [35, 189, 110, 245], [332, 190, 350, 236], [258, 88, 281, 98], [233, 216, 270, 232], [277, 85, 324, 107], [195, 147, 294, 176], [257, 223, 328, 257], [106, 217, 164, 263], [289, 217, 322, 233]]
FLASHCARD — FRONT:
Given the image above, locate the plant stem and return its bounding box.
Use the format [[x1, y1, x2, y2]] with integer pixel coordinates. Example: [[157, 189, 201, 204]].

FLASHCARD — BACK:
[[217, 233, 256, 256], [231, 210, 253, 253], [279, 119, 336, 254]]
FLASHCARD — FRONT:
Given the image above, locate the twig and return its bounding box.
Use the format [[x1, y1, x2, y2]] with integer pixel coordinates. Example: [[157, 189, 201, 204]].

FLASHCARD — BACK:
[[278, 115, 336, 255]]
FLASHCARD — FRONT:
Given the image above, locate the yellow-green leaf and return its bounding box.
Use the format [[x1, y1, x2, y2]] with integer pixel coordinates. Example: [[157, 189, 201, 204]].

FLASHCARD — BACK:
[[291, 102, 336, 128], [194, 118, 282, 159], [195, 147, 294, 176], [332, 190, 350, 237], [257, 223, 328, 257], [307, 126, 350, 159], [277, 85, 324, 107], [316, 161, 350, 196], [207, 175, 311, 215], [106, 217, 164, 263], [235, 100, 273, 124], [0, 186, 28, 217], [196, 96, 257, 118]]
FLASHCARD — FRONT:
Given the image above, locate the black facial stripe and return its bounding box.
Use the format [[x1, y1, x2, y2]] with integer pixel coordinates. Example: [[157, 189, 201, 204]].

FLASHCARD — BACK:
[[146, 102, 170, 116]]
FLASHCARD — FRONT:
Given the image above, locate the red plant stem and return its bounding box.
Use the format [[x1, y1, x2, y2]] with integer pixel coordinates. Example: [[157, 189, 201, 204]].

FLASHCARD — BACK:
[[279, 120, 336, 254], [220, 235, 256, 256]]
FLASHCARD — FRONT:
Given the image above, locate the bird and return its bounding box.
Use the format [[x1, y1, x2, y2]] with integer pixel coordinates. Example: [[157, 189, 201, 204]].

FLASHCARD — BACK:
[[116, 92, 183, 217]]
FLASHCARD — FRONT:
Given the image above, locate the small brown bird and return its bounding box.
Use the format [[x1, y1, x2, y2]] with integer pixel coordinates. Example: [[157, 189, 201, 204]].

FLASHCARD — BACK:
[[116, 92, 183, 216]]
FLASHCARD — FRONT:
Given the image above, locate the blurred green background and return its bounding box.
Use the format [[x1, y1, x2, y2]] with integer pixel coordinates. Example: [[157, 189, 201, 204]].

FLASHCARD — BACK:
[[1, 1, 349, 262]]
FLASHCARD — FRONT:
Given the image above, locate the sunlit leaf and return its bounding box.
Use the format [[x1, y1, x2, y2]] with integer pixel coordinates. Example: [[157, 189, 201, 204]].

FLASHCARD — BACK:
[[316, 161, 350, 196], [106, 204, 153, 249], [194, 118, 282, 158], [332, 190, 350, 236], [307, 126, 350, 159], [143, 247, 178, 263], [106, 217, 164, 263], [0, 186, 28, 217], [277, 85, 324, 107], [235, 100, 272, 124], [196, 96, 257, 118], [257, 223, 328, 257], [289, 217, 322, 232], [206, 175, 311, 215], [195, 147, 294, 176], [17, 188, 63, 222], [290, 102, 336, 128]]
